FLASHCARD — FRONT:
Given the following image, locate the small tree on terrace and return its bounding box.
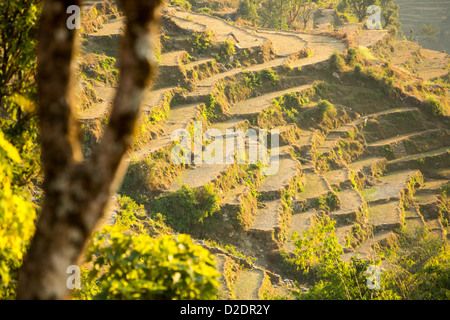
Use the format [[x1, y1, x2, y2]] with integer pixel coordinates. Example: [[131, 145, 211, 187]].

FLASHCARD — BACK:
[[340, 0, 377, 22]]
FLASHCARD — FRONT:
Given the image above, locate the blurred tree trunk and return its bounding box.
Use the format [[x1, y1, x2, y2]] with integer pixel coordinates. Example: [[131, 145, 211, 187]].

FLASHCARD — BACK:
[[16, 0, 162, 299]]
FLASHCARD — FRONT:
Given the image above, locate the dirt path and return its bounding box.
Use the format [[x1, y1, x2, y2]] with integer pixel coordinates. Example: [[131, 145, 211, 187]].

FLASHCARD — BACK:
[[78, 83, 116, 120]]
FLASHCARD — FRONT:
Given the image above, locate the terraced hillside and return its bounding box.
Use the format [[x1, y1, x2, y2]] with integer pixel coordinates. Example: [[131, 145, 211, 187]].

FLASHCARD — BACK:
[[397, 0, 450, 53], [78, 1, 450, 299]]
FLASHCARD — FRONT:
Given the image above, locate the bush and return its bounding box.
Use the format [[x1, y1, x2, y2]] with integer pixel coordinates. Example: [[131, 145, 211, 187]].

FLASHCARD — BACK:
[[290, 216, 450, 300], [280, 92, 301, 109], [329, 51, 345, 71], [189, 31, 214, 54], [425, 96, 445, 116], [354, 63, 363, 76], [242, 70, 262, 89], [170, 0, 191, 10], [238, 0, 259, 23], [261, 68, 279, 85], [346, 48, 358, 66], [151, 184, 220, 233], [441, 183, 450, 198], [81, 231, 220, 300], [218, 40, 236, 62], [0, 131, 36, 299]]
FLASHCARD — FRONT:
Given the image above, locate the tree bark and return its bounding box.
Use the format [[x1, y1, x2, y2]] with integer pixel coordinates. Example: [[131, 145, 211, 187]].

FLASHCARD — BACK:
[[17, 0, 162, 299]]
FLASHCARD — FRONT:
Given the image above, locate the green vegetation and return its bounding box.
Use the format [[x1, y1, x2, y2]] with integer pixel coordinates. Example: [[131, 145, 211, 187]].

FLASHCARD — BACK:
[[329, 51, 346, 71], [0, 1, 42, 299], [1, 0, 449, 301], [438, 183, 450, 228], [217, 40, 236, 62], [312, 192, 340, 212], [339, 0, 377, 23], [238, 0, 259, 24], [98, 56, 116, 70]]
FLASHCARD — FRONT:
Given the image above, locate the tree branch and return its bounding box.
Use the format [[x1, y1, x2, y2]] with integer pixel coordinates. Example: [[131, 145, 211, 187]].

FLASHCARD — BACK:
[[17, 0, 162, 299]]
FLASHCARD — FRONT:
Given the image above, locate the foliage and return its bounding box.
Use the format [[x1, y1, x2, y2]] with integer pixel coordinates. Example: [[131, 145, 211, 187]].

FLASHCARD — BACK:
[[241, 68, 279, 90], [0, 130, 36, 299], [170, 0, 192, 11], [198, 7, 212, 15], [425, 96, 445, 116], [73, 196, 220, 300], [218, 40, 236, 62], [242, 70, 263, 89], [346, 48, 359, 67], [261, 68, 279, 85], [204, 91, 226, 122], [258, 0, 289, 30], [329, 51, 345, 71], [0, 1, 41, 299], [81, 231, 220, 300], [381, 228, 450, 300], [151, 184, 220, 233], [318, 99, 338, 121], [339, 0, 377, 22], [0, 1, 42, 188], [0, 1, 40, 103], [238, 0, 259, 23], [420, 24, 440, 45], [312, 192, 340, 212], [288, 215, 393, 299], [189, 31, 214, 54], [379, 0, 401, 34], [438, 183, 450, 227], [289, 215, 450, 300], [441, 183, 450, 198], [98, 56, 116, 71]]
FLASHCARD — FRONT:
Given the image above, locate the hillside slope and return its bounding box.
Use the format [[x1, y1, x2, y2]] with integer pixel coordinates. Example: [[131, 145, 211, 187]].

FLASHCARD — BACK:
[[77, 1, 450, 299]]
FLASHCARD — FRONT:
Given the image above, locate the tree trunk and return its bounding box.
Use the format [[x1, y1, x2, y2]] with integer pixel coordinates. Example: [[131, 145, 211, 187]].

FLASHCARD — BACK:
[[16, 0, 162, 299]]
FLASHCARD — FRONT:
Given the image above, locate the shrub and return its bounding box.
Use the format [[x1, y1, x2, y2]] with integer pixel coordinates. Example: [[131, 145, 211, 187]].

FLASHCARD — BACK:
[[425, 96, 445, 116], [312, 192, 340, 212], [441, 182, 450, 198], [198, 7, 212, 15], [329, 51, 345, 71], [81, 232, 220, 300], [280, 92, 301, 109], [0, 131, 36, 299], [238, 0, 259, 23], [318, 100, 337, 119], [151, 184, 220, 233], [189, 31, 214, 54], [261, 68, 279, 85], [242, 70, 262, 89], [218, 40, 236, 62], [354, 63, 363, 76], [346, 48, 358, 66]]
